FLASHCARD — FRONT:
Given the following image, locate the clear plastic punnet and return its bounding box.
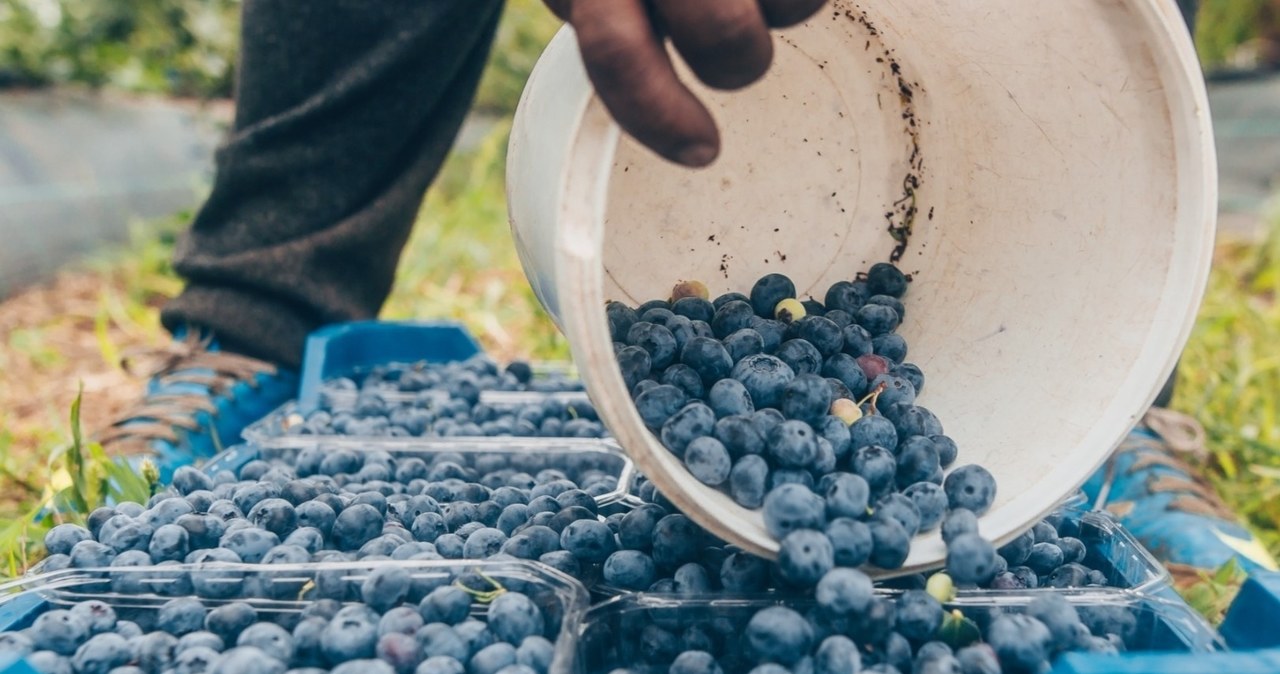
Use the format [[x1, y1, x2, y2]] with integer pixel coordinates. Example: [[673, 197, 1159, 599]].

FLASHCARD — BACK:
[[577, 589, 1224, 674], [0, 559, 589, 674], [201, 437, 638, 509]]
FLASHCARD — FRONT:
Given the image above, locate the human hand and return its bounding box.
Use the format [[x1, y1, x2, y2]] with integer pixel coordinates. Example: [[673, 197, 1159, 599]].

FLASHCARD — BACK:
[[543, 0, 828, 167]]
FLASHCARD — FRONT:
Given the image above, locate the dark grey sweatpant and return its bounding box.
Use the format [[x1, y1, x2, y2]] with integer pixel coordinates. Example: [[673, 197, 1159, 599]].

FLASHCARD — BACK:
[[161, 0, 505, 369]]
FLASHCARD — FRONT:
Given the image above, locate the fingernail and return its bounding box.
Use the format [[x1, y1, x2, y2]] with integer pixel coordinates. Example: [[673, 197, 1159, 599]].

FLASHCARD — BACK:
[[677, 143, 718, 168]]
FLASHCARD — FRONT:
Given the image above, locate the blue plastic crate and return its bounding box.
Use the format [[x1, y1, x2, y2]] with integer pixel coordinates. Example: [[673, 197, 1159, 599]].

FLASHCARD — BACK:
[[295, 320, 484, 415]]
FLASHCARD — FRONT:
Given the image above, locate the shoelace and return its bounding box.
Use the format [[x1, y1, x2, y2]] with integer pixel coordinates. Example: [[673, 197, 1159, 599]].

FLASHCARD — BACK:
[[95, 332, 279, 450], [1093, 407, 1233, 520]]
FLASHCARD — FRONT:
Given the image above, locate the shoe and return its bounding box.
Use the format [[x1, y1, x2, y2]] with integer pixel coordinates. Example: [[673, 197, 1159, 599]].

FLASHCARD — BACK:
[[95, 327, 298, 482], [1081, 407, 1278, 583]]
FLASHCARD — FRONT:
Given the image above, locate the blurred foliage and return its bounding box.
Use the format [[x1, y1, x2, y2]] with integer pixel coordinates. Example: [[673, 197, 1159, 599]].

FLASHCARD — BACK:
[[0, 0, 560, 110], [1194, 0, 1276, 69], [0, 0, 241, 95]]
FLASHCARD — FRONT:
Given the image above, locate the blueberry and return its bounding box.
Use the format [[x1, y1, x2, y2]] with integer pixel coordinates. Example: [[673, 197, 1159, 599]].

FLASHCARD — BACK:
[[713, 292, 749, 310], [723, 329, 765, 362], [944, 466, 996, 515], [852, 446, 897, 494], [617, 504, 665, 551], [940, 509, 978, 545], [745, 607, 811, 666], [602, 550, 657, 590], [903, 483, 947, 532], [820, 354, 868, 400], [172, 646, 220, 674], [487, 592, 544, 644], [997, 530, 1034, 566], [158, 598, 207, 637], [955, 645, 1000, 674], [1026, 542, 1066, 575], [333, 504, 385, 551], [780, 375, 832, 424], [895, 437, 940, 489], [669, 651, 722, 674], [660, 403, 716, 455], [718, 551, 770, 592], [536, 550, 580, 577], [946, 534, 998, 586], [875, 493, 922, 537], [749, 274, 797, 318], [375, 633, 420, 674], [416, 624, 468, 662], [850, 415, 898, 454], [684, 437, 732, 486], [885, 404, 941, 439], [635, 385, 688, 430], [731, 355, 795, 409], [662, 364, 705, 399], [871, 334, 907, 363], [729, 456, 769, 508], [219, 527, 279, 564], [362, 567, 412, 613], [45, 524, 92, 556], [32, 611, 89, 655], [322, 611, 378, 663], [796, 318, 844, 359], [209, 647, 287, 674], [628, 322, 678, 370], [70, 633, 131, 674], [822, 518, 871, 568], [247, 499, 298, 538], [615, 347, 653, 391], [823, 473, 870, 520], [205, 602, 256, 643], [1026, 594, 1085, 649], [672, 296, 715, 323], [762, 484, 825, 539], [987, 615, 1051, 672], [855, 304, 899, 337], [714, 416, 765, 458], [1057, 537, 1086, 565], [868, 518, 910, 569], [608, 302, 641, 341], [767, 420, 819, 469], [930, 435, 958, 468], [515, 636, 554, 674], [237, 623, 294, 662], [681, 337, 734, 386], [652, 515, 703, 571], [70, 600, 116, 635], [707, 379, 754, 418], [712, 301, 756, 339], [775, 340, 823, 377], [777, 529, 833, 588], [463, 528, 509, 559], [148, 524, 190, 563], [560, 519, 617, 563], [812, 635, 860, 674], [416, 657, 464, 674], [0, 632, 33, 656]]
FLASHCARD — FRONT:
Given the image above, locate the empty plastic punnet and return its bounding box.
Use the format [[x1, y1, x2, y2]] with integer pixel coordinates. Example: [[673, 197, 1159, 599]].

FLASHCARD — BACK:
[[506, 0, 1217, 575]]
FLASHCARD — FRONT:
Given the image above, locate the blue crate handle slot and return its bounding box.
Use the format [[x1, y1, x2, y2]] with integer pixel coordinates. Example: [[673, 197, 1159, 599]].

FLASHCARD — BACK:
[[297, 321, 482, 415]]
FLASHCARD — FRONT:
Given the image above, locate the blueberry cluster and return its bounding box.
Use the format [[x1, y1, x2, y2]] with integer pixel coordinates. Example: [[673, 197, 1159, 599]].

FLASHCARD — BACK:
[[584, 591, 1131, 674], [33, 447, 630, 588], [279, 357, 604, 439], [623, 479, 1128, 598], [3, 571, 561, 674], [607, 269, 995, 576]]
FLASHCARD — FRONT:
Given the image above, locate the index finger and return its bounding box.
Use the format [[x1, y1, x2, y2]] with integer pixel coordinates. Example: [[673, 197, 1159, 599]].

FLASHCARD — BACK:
[[569, 0, 721, 167]]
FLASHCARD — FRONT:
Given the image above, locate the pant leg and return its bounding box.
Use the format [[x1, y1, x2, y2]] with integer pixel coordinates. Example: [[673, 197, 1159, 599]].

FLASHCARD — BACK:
[[162, 0, 506, 369]]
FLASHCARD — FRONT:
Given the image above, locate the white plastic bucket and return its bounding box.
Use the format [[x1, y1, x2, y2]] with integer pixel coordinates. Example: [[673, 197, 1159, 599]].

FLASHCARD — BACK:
[[507, 0, 1217, 575]]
